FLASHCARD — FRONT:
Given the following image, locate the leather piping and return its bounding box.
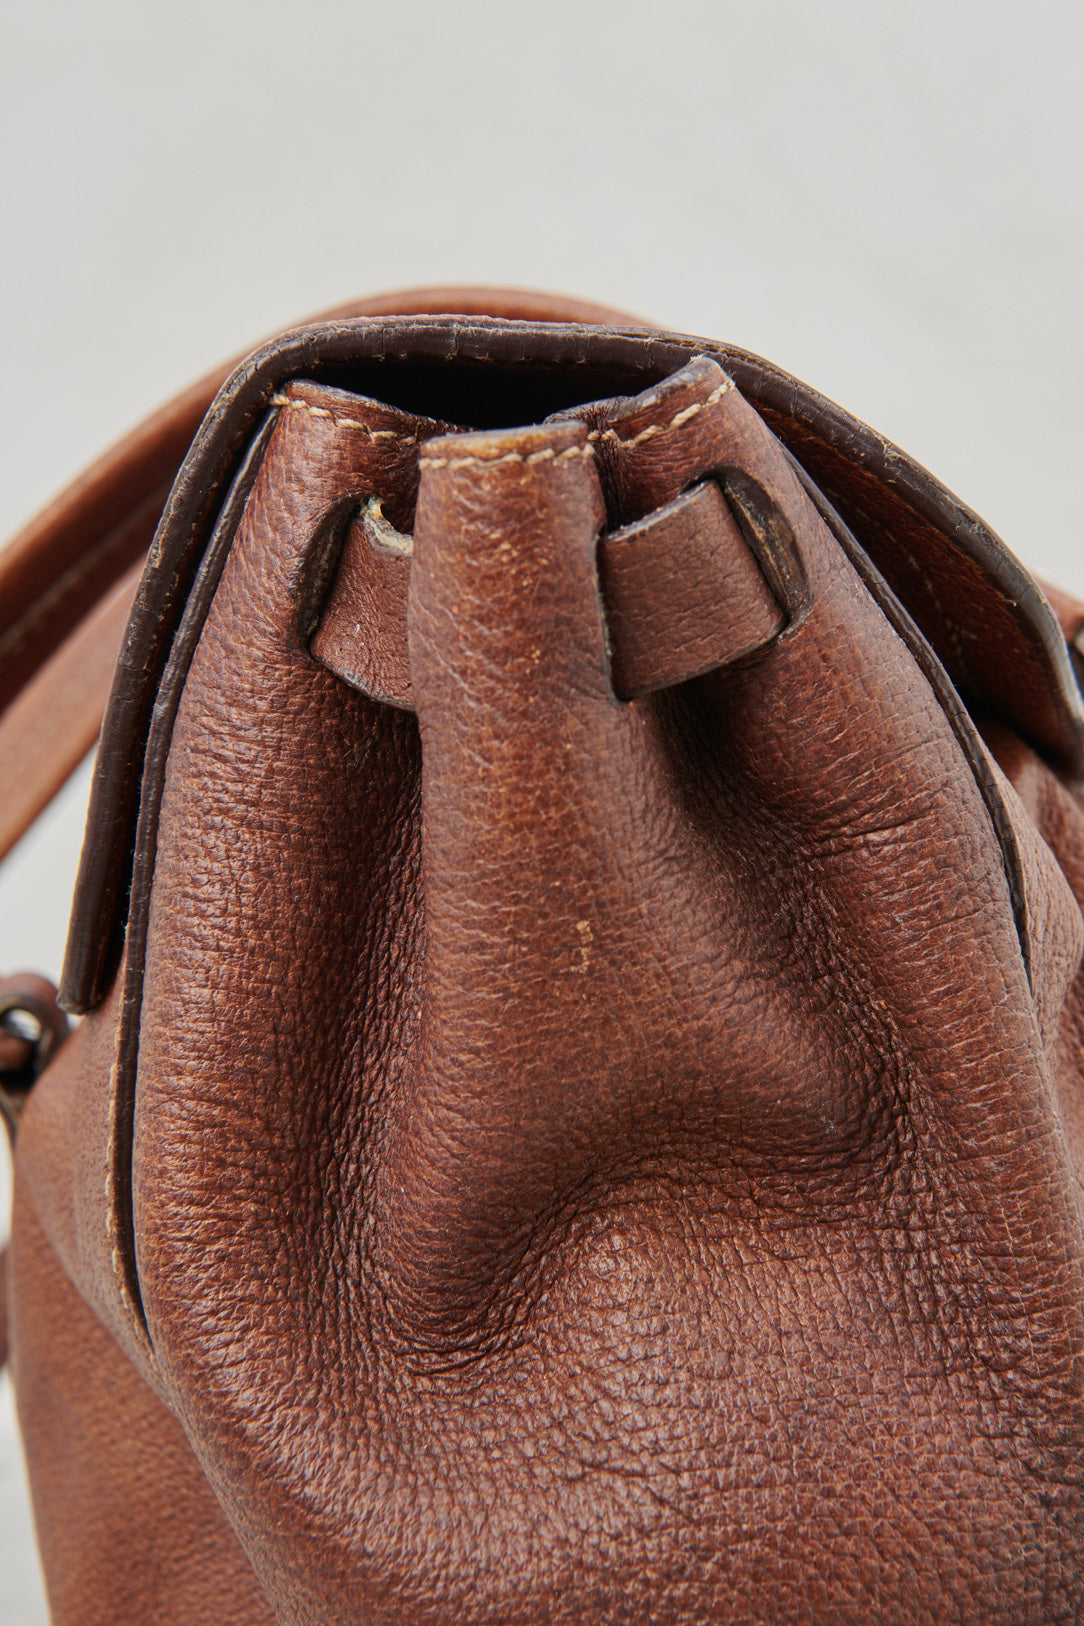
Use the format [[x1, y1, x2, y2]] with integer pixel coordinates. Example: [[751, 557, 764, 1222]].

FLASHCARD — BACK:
[[791, 461, 1033, 988], [107, 418, 279, 1324], [59, 317, 1084, 1012], [744, 387, 1084, 783]]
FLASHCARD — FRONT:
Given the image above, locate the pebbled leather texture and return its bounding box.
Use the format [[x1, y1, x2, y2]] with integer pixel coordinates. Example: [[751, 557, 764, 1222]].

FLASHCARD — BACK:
[[9, 293, 1084, 1624]]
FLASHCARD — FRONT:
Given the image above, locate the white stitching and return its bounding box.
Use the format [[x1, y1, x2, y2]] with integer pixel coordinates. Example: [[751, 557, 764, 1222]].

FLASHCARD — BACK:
[[418, 444, 594, 472], [270, 392, 420, 444], [587, 378, 734, 449], [275, 373, 735, 466]]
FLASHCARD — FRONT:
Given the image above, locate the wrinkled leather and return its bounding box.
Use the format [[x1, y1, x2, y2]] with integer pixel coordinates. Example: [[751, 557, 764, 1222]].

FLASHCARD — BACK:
[[9, 298, 1084, 1625]]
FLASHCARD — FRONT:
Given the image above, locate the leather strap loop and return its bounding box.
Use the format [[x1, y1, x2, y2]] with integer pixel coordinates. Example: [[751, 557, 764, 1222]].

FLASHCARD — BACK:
[[311, 478, 789, 709]]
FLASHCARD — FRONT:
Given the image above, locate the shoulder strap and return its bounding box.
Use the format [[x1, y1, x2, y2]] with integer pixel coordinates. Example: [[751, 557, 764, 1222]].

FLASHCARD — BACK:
[[0, 561, 141, 865]]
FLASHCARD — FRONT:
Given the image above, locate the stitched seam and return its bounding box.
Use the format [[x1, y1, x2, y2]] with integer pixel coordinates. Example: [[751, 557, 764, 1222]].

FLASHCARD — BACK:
[[419, 445, 594, 471], [276, 373, 734, 467], [588, 378, 734, 448], [270, 392, 420, 444]]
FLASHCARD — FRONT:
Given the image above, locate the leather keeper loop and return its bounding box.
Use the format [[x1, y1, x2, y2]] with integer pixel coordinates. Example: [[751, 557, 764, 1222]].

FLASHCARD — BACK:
[[311, 475, 791, 710]]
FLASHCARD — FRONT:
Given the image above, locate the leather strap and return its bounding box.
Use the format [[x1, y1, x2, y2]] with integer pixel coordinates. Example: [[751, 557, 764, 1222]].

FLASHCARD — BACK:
[[0, 561, 142, 865]]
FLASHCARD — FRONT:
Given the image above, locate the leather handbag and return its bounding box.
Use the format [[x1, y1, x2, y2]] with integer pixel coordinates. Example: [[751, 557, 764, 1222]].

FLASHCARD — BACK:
[[4, 287, 1084, 1624]]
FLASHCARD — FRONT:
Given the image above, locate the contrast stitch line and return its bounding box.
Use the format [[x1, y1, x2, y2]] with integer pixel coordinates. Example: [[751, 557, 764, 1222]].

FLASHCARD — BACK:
[[270, 392, 419, 445], [588, 378, 734, 449], [419, 445, 594, 472], [274, 373, 734, 465]]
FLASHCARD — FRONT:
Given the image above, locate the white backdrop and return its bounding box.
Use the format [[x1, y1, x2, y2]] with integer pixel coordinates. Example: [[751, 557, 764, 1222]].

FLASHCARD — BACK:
[[1, 0, 1082, 1616]]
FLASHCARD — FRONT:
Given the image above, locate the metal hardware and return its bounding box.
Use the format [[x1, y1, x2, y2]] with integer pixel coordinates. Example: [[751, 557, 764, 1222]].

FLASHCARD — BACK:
[[0, 982, 70, 1139]]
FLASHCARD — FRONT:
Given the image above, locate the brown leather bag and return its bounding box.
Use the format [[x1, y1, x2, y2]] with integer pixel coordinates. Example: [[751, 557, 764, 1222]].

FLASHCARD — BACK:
[[5, 288, 1084, 1624]]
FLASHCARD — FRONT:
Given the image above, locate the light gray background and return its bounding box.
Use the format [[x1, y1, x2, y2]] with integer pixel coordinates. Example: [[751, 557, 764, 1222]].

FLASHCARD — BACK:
[[1, 0, 1082, 1617]]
